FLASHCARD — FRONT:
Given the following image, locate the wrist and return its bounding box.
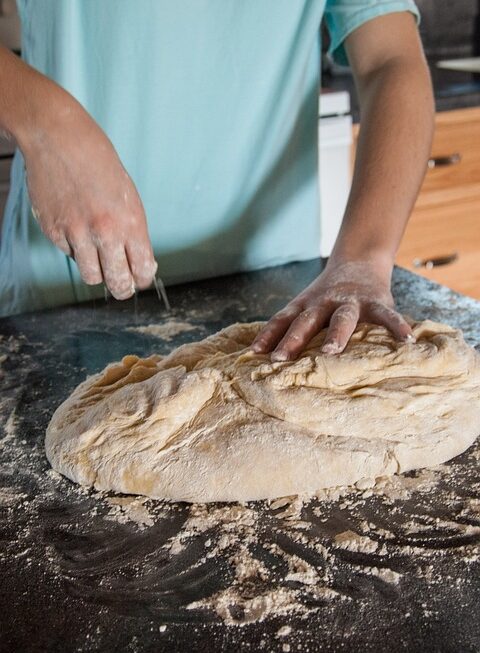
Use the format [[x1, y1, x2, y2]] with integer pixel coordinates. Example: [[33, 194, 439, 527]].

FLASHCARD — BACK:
[[15, 77, 77, 156], [327, 222, 397, 274], [327, 245, 395, 277]]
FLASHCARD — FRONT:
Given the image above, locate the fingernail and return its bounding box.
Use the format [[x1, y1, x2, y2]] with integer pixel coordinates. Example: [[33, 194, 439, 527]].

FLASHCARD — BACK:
[[403, 333, 416, 343], [271, 350, 290, 362], [322, 341, 340, 355], [251, 342, 264, 353]]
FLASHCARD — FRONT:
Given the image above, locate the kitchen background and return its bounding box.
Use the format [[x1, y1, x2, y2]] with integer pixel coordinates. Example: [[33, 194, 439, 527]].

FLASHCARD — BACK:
[[0, 1, 479, 298]]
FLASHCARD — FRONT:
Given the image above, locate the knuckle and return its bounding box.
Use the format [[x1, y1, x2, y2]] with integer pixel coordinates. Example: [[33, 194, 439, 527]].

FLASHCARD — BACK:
[[272, 306, 302, 325], [271, 311, 293, 324], [334, 304, 356, 322], [254, 328, 271, 341], [90, 210, 114, 230], [46, 230, 71, 255], [389, 312, 403, 325], [367, 300, 386, 314], [64, 219, 84, 240], [81, 269, 102, 285], [76, 256, 102, 285], [41, 223, 65, 245], [284, 331, 302, 343], [297, 308, 318, 324], [90, 214, 118, 243]]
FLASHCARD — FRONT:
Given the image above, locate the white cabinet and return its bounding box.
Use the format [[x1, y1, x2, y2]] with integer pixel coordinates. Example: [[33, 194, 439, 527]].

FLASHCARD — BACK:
[[318, 90, 352, 257]]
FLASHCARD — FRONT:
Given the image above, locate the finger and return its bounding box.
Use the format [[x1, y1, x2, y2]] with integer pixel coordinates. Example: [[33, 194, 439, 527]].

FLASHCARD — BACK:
[[321, 303, 360, 355], [55, 236, 73, 257], [271, 305, 332, 361], [42, 226, 73, 257], [251, 305, 302, 353], [98, 244, 134, 300], [367, 303, 415, 342], [71, 240, 103, 286], [126, 238, 158, 290]]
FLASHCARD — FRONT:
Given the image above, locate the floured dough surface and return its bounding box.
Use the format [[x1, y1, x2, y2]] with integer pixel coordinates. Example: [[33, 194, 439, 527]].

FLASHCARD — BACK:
[[46, 320, 480, 502]]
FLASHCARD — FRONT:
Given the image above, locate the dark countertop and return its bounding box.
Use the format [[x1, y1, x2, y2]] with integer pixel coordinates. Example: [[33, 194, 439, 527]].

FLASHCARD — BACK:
[[323, 59, 480, 122], [2, 260, 480, 653]]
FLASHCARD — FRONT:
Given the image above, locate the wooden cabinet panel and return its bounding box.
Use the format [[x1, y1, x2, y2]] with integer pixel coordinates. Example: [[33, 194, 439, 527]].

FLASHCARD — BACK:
[[396, 199, 480, 299], [418, 107, 480, 204]]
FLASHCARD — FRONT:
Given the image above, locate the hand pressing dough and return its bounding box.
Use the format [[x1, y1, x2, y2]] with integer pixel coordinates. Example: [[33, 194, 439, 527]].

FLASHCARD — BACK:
[[46, 320, 480, 502]]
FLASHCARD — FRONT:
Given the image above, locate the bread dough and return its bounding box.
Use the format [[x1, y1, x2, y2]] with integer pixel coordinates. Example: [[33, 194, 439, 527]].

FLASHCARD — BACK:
[[46, 320, 480, 502]]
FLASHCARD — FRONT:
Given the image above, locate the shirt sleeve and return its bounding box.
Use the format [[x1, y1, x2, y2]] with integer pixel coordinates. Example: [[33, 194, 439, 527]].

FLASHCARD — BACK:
[[324, 0, 421, 66]]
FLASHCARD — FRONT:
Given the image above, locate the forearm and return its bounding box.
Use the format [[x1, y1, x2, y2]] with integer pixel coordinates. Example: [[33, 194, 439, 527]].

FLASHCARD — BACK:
[[0, 45, 39, 143], [330, 57, 434, 271], [0, 44, 156, 298], [0, 44, 78, 150]]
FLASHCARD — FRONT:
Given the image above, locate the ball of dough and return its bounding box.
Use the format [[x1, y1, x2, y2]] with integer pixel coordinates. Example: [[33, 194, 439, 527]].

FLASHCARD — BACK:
[[46, 320, 480, 502]]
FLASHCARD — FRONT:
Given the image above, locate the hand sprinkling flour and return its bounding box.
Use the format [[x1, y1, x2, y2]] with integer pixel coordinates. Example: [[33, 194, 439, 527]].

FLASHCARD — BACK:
[[21, 84, 157, 299]]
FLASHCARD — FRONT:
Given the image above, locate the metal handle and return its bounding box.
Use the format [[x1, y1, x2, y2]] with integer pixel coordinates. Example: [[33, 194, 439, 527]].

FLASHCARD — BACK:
[[413, 253, 458, 269], [427, 153, 461, 169]]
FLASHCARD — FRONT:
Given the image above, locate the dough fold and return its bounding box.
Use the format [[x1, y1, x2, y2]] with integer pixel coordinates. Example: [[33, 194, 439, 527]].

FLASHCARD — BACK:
[[46, 320, 480, 502]]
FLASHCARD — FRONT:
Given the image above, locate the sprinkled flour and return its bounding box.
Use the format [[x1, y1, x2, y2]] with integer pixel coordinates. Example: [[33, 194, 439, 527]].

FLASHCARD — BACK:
[[127, 320, 199, 341]]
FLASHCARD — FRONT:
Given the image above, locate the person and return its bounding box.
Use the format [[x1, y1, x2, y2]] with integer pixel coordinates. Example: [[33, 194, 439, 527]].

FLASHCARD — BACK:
[[0, 0, 434, 361]]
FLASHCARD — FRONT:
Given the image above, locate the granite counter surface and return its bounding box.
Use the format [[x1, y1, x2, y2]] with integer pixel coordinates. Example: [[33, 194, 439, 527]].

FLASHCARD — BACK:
[[1, 260, 480, 653]]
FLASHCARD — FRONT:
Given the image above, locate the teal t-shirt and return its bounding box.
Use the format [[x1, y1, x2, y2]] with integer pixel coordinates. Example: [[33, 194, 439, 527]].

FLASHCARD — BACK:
[[0, 0, 419, 315]]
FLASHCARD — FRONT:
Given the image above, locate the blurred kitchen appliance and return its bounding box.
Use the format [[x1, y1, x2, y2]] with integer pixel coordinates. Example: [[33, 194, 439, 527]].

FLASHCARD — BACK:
[[318, 89, 352, 257]]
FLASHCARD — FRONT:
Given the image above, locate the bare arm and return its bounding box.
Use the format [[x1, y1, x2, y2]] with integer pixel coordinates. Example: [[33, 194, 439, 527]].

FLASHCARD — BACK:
[[253, 12, 435, 360], [331, 11, 434, 268], [0, 45, 157, 299]]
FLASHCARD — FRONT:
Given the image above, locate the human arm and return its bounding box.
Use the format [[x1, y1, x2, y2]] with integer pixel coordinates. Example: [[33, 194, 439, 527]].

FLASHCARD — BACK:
[[252, 11, 435, 360], [0, 44, 157, 299]]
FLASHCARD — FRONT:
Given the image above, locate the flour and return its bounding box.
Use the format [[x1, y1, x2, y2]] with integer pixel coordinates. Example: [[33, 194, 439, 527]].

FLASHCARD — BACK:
[[126, 320, 199, 341], [0, 408, 17, 448], [277, 625, 293, 638], [0, 487, 28, 507], [188, 586, 308, 626], [334, 530, 379, 554], [284, 556, 320, 586], [368, 567, 402, 585], [103, 495, 154, 529]]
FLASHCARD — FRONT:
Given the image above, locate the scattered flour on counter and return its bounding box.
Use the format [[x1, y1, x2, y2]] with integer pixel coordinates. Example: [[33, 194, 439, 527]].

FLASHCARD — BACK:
[[188, 585, 309, 626], [126, 320, 198, 341], [368, 567, 402, 585], [269, 495, 309, 522], [276, 625, 293, 638], [102, 495, 154, 529], [0, 487, 28, 507], [334, 530, 379, 554], [0, 408, 17, 448], [2, 330, 480, 631]]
